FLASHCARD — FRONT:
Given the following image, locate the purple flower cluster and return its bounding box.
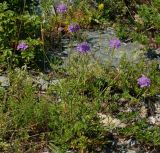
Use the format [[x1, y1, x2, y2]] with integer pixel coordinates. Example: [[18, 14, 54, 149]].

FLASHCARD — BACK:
[[56, 4, 68, 14], [17, 42, 28, 51], [109, 38, 121, 49], [68, 23, 80, 33], [76, 42, 90, 53], [137, 75, 151, 88]]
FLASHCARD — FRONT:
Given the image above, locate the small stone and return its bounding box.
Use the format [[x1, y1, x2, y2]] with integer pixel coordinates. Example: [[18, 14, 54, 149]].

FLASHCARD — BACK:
[[154, 101, 160, 114], [117, 138, 128, 146], [50, 79, 61, 85], [140, 106, 148, 118], [0, 76, 10, 87], [127, 149, 136, 153], [66, 150, 76, 153], [124, 107, 132, 113], [98, 113, 126, 128], [39, 78, 49, 90], [61, 51, 68, 57], [127, 139, 137, 147], [119, 98, 128, 103], [57, 98, 62, 102], [42, 147, 50, 153], [155, 48, 160, 55], [148, 116, 156, 124], [155, 114, 160, 125]]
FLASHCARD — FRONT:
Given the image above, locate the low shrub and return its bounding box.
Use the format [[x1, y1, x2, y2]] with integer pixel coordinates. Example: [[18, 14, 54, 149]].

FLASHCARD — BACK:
[[0, 1, 42, 69]]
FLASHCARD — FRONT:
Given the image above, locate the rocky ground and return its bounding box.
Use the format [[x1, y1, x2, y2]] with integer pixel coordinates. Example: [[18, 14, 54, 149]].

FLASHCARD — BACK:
[[0, 28, 160, 153], [60, 28, 159, 66]]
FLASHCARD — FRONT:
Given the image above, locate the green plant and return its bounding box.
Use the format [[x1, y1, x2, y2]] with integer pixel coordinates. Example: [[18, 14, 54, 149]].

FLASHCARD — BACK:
[[1, 1, 160, 152], [0, 48, 160, 151], [94, 0, 160, 47], [0, 1, 42, 69], [118, 120, 160, 146]]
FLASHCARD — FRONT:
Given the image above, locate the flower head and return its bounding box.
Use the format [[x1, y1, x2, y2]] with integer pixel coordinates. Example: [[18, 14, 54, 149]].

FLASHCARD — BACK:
[[137, 75, 151, 88], [98, 3, 104, 10], [68, 23, 80, 33], [76, 42, 90, 53], [56, 3, 68, 14], [109, 38, 121, 49], [17, 42, 28, 51]]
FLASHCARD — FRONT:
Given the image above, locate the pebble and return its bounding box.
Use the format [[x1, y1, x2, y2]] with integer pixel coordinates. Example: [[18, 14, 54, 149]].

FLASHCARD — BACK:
[[127, 149, 136, 153], [0, 76, 10, 87], [98, 113, 126, 128], [35, 75, 65, 91], [148, 116, 156, 124], [155, 48, 160, 55], [38, 78, 49, 91], [140, 105, 148, 118]]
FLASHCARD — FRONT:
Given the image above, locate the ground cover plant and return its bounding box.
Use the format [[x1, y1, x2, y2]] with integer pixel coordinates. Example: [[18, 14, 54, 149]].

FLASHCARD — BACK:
[[0, 0, 160, 152], [95, 0, 160, 48]]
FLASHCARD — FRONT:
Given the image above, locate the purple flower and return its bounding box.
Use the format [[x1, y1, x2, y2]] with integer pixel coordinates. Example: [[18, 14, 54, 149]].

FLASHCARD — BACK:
[[109, 38, 121, 49], [56, 4, 68, 14], [137, 75, 151, 88], [76, 42, 90, 53], [68, 23, 80, 33], [17, 42, 28, 51]]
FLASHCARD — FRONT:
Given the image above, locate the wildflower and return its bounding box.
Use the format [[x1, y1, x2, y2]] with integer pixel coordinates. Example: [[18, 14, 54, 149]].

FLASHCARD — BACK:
[[98, 3, 104, 10], [56, 3, 68, 14], [17, 42, 28, 51], [68, 23, 80, 33], [109, 38, 121, 49], [76, 42, 90, 53], [137, 75, 151, 88]]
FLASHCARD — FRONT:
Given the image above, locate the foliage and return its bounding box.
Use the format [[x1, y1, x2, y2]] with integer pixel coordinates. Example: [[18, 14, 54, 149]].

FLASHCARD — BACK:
[[94, 0, 160, 47], [0, 0, 160, 152], [1, 46, 160, 152], [0, 1, 42, 69], [1, 0, 39, 13]]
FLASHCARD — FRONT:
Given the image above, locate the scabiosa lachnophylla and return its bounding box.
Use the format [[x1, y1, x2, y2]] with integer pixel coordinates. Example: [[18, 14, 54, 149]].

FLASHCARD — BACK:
[[137, 75, 151, 88], [68, 23, 80, 33], [109, 38, 121, 49], [56, 3, 68, 14], [76, 42, 90, 53], [17, 42, 28, 51]]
